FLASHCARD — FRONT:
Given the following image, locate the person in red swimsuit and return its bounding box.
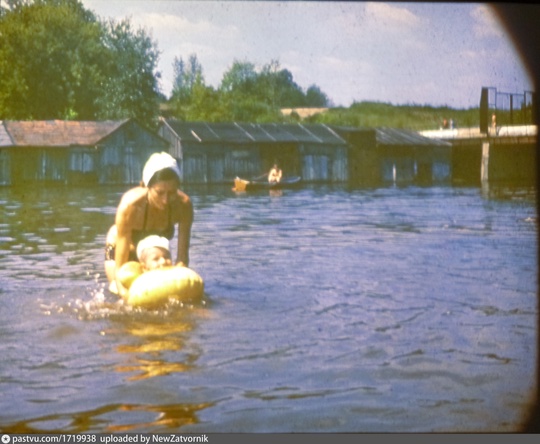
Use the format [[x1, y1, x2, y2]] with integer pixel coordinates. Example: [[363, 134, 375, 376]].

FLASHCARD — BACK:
[[105, 152, 193, 297]]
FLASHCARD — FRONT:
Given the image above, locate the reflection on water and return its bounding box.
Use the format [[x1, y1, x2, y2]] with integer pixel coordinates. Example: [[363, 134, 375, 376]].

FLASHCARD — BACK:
[[0, 183, 537, 432], [113, 312, 200, 381], [105, 402, 215, 433], [481, 181, 539, 202], [1, 402, 214, 434]]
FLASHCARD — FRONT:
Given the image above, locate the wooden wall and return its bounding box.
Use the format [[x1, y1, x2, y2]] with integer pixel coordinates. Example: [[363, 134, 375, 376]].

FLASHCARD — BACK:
[[0, 121, 168, 186], [180, 141, 347, 184], [97, 121, 168, 185]]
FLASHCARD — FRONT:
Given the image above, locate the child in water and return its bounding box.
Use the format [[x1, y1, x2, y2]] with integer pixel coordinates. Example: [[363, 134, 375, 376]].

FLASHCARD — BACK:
[[109, 235, 173, 294], [136, 235, 173, 271]]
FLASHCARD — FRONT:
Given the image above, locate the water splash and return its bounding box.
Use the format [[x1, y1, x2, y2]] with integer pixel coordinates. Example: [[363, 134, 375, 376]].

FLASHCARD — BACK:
[[38, 272, 207, 321]]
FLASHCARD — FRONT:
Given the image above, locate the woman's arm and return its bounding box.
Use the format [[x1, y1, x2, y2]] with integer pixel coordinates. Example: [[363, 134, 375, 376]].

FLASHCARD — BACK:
[[175, 193, 193, 267], [114, 197, 136, 297]]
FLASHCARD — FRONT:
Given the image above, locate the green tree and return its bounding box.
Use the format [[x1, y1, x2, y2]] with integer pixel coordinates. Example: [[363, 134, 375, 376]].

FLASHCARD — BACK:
[[183, 81, 223, 121], [0, 0, 104, 119], [258, 61, 306, 108], [306, 85, 330, 107], [170, 53, 207, 119], [96, 18, 161, 124], [171, 54, 204, 99], [171, 57, 187, 99], [168, 55, 333, 123], [217, 60, 266, 121], [0, 0, 161, 123], [218, 59, 305, 122], [219, 60, 257, 93]]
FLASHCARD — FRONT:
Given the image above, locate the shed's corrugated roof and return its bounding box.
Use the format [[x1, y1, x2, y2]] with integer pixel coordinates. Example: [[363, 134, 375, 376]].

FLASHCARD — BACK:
[[375, 127, 451, 147], [236, 123, 276, 142], [258, 123, 301, 143], [164, 120, 347, 145], [254, 123, 346, 144], [302, 124, 344, 143], [166, 121, 221, 143], [208, 122, 255, 143], [164, 120, 448, 147], [278, 124, 325, 142], [0, 121, 14, 147], [3, 120, 128, 147]]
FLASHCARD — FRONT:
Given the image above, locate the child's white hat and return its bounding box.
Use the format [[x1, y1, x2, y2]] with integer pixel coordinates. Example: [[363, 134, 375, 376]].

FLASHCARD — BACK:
[[136, 235, 170, 260]]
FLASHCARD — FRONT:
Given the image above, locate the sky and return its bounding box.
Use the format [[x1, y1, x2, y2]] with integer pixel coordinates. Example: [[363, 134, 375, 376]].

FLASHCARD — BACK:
[[81, 1, 535, 109]]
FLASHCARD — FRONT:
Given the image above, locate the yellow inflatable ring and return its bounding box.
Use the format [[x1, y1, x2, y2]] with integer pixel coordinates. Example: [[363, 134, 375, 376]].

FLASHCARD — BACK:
[[120, 263, 204, 308], [117, 261, 143, 290]]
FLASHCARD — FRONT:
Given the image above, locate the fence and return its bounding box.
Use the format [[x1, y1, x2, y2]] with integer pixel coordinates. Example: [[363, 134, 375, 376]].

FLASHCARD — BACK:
[[480, 86, 536, 132]]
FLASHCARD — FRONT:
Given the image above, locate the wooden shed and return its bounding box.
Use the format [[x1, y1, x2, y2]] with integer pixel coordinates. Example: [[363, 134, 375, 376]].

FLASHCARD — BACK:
[[0, 119, 169, 186], [158, 119, 348, 184], [375, 127, 452, 184], [335, 126, 452, 186]]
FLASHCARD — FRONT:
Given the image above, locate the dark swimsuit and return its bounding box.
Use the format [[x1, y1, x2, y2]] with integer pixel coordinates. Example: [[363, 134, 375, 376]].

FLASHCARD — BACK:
[[105, 194, 175, 261]]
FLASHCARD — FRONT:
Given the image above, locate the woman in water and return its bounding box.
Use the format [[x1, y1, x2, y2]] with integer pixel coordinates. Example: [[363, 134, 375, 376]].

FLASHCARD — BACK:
[[105, 152, 193, 297]]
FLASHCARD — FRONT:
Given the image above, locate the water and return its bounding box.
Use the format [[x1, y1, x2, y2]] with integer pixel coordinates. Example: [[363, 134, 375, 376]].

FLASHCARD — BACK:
[[0, 182, 537, 433]]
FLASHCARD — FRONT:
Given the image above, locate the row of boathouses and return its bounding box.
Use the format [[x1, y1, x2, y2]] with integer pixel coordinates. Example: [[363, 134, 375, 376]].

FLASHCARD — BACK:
[[0, 118, 533, 187], [0, 119, 168, 186]]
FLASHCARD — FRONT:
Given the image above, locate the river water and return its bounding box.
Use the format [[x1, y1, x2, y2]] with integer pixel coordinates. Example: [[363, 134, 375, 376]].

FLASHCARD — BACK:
[[0, 182, 537, 433]]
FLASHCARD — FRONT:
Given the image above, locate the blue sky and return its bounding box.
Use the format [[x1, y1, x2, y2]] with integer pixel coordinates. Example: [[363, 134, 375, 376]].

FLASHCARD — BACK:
[[81, 1, 535, 109]]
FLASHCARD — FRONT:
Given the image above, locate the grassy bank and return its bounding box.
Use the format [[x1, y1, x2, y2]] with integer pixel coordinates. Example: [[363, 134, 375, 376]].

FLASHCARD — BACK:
[[304, 101, 482, 131]]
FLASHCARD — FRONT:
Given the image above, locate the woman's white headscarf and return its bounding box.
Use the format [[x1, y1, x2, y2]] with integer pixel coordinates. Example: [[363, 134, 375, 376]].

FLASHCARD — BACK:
[[142, 152, 181, 187]]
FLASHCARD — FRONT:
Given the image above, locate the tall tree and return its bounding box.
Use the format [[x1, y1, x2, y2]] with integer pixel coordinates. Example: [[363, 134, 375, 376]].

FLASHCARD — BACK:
[[169, 55, 332, 122], [219, 60, 257, 94], [0, 0, 104, 119], [172, 57, 187, 99], [184, 81, 223, 122], [171, 54, 204, 100], [305, 85, 331, 107], [0, 0, 161, 123], [96, 18, 161, 124], [170, 53, 206, 119], [221, 59, 311, 110]]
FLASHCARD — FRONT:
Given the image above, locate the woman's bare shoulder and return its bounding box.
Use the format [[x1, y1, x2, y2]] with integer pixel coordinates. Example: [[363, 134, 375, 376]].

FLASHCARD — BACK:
[[117, 187, 147, 220], [119, 186, 146, 205]]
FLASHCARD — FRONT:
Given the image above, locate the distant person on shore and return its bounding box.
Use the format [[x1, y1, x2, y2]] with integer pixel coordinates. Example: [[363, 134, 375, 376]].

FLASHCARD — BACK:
[[268, 164, 282, 183], [104, 152, 193, 297], [490, 113, 498, 135]]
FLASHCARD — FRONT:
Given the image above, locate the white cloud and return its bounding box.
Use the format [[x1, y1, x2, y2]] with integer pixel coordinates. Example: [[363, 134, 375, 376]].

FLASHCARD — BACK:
[[80, 1, 532, 108], [364, 2, 421, 30], [471, 5, 504, 39], [134, 12, 240, 42]]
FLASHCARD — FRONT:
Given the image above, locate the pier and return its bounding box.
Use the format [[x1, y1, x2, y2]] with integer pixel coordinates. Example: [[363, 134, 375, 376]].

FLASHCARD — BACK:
[[420, 125, 537, 185]]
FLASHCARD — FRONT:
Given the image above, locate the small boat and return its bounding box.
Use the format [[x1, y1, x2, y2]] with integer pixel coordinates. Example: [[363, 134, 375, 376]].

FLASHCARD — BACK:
[[233, 176, 302, 192]]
